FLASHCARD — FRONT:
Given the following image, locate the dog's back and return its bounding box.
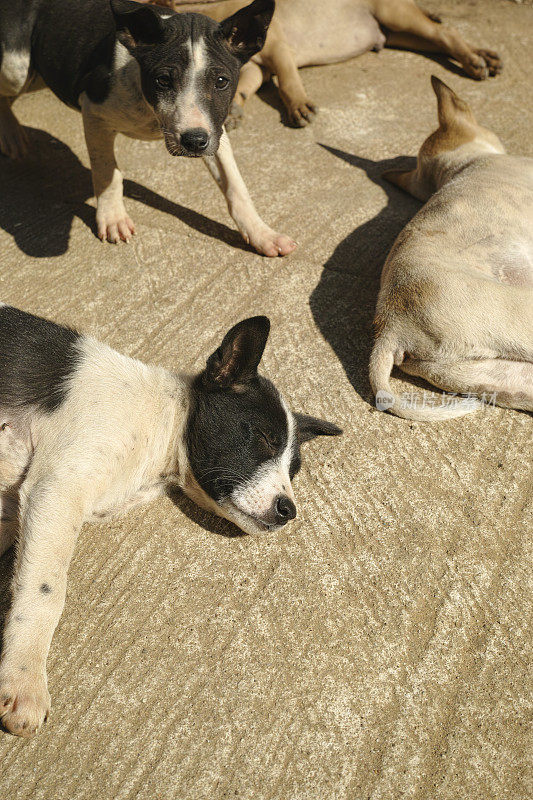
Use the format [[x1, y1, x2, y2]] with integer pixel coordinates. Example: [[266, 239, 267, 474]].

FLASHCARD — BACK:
[[370, 77, 533, 419], [0, 0, 124, 107]]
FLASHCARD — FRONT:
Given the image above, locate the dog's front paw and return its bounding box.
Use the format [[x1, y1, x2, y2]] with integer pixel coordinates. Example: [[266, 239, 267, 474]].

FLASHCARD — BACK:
[[287, 100, 317, 128], [96, 204, 136, 244], [0, 670, 51, 737], [225, 102, 244, 131], [248, 227, 297, 258]]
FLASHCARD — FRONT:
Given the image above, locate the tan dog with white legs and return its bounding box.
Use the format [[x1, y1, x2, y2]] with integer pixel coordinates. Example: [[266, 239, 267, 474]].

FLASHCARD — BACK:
[[370, 77, 533, 421], [151, 0, 501, 128]]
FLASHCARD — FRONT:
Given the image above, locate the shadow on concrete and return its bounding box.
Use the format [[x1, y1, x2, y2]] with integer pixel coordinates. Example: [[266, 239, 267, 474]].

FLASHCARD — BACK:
[[0, 127, 249, 258], [166, 484, 247, 539], [309, 144, 421, 405]]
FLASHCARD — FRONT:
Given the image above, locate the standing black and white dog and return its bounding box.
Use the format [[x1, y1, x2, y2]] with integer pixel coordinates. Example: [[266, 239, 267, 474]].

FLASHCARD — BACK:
[[0, 306, 341, 737], [0, 0, 296, 256]]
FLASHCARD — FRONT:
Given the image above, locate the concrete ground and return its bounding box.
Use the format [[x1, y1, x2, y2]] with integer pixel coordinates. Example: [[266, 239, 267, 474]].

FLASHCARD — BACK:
[[0, 0, 531, 797]]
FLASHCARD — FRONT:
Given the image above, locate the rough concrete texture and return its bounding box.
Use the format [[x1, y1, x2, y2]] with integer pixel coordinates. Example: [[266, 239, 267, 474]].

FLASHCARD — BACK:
[[0, 0, 531, 797]]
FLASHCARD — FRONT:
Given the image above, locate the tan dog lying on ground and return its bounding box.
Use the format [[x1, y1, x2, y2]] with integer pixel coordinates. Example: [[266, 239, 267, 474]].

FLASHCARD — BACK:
[[150, 0, 501, 127], [370, 76, 533, 421]]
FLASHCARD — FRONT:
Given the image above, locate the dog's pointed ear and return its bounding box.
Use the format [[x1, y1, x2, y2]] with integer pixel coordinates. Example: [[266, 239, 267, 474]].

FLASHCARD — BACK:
[[431, 75, 475, 129], [383, 168, 416, 193], [383, 168, 430, 201], [219, 0, 275, 64], [294, 413, 343, 444], [203, 316, 270, 390], [111, 0, 166, 49]]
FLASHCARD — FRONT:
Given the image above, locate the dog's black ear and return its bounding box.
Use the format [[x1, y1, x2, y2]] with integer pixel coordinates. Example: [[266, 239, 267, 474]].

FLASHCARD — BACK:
[[203, 316, 270, 390], [111, 0, 165, 48], [294, 413, 343, 443], [219, 0, 275, 64]]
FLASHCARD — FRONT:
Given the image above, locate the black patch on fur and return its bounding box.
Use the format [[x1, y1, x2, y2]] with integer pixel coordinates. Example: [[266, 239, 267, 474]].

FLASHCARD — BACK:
[[0, 305, 80, 412], [186, 317, 342, 502], [40, 583, 52, 594], [20, 0, 120, 108], [187, 373, 289, 502], [289, 451, 301, 480]]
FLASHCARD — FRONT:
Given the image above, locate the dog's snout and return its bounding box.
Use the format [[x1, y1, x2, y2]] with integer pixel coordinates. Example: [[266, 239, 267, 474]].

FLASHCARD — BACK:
[[274, 495, 297, 526], [181, 128, 210, 153]]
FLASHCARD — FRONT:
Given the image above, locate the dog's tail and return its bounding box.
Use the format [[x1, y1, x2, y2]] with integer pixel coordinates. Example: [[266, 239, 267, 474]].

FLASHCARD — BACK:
[[369, 338, 482, 421]]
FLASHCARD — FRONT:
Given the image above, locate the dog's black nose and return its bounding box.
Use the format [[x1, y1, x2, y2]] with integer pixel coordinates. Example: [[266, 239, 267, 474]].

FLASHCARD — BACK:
[[274, 495, 297, 526], [181, 128, 210, 153]]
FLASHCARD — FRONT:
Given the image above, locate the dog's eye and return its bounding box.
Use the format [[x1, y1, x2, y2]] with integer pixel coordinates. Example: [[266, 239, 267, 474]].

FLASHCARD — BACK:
[[156, 74, 172, 88], [215, 76, 229, 90], [256, 429, 279, 452]]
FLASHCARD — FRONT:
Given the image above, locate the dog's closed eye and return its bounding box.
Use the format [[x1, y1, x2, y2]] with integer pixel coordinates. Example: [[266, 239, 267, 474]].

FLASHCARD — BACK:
[[255, 428, 280, 454]]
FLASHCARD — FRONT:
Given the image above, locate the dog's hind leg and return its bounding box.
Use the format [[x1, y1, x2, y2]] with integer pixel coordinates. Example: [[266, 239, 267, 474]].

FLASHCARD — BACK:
[[262, 40, 317, 128], [374, 0, 502, 79], [226, 61, 270, 131], [401, 358, 533, 413]]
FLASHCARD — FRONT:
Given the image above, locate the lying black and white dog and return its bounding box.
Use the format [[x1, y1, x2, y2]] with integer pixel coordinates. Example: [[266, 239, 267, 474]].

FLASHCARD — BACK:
[[0, 306, 341, 736], [0, 0, 295, 256]]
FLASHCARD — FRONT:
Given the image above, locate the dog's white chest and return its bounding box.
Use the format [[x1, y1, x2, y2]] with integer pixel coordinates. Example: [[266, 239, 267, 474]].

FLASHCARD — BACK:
[[89, 44, 163, 141], [89, 480, 166, 521]]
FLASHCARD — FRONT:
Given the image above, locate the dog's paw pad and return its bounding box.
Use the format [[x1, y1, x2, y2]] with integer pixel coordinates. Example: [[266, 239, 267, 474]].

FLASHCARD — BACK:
[[476, 49, 503, 76], [288, 101, 317, 128], [464, 54, 489, 80], [0, 674, 50, 737], [249, 228, 297, 258]]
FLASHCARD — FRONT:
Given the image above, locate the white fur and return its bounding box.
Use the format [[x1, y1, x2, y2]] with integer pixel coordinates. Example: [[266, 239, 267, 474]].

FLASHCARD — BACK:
[[0, 50, 30, 96], [0, 325, 302, 735], [0, 334, 188, 735], [162, 37, 211, 135]]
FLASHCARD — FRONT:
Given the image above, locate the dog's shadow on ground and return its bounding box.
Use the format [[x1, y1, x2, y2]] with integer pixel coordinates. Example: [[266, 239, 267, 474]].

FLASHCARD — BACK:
[[0, 127, 247, 258], [310, 145, 421, 404], [166, 485, 247, 539]]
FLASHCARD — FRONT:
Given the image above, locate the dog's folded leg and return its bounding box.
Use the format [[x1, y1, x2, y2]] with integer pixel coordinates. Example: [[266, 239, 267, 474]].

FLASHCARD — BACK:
[[0, 479, 86, 737], [81, 99, 136, 244], [265, 42, 317, 128], [226, 61, 269, 131], [203, 131, 296, 257]]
